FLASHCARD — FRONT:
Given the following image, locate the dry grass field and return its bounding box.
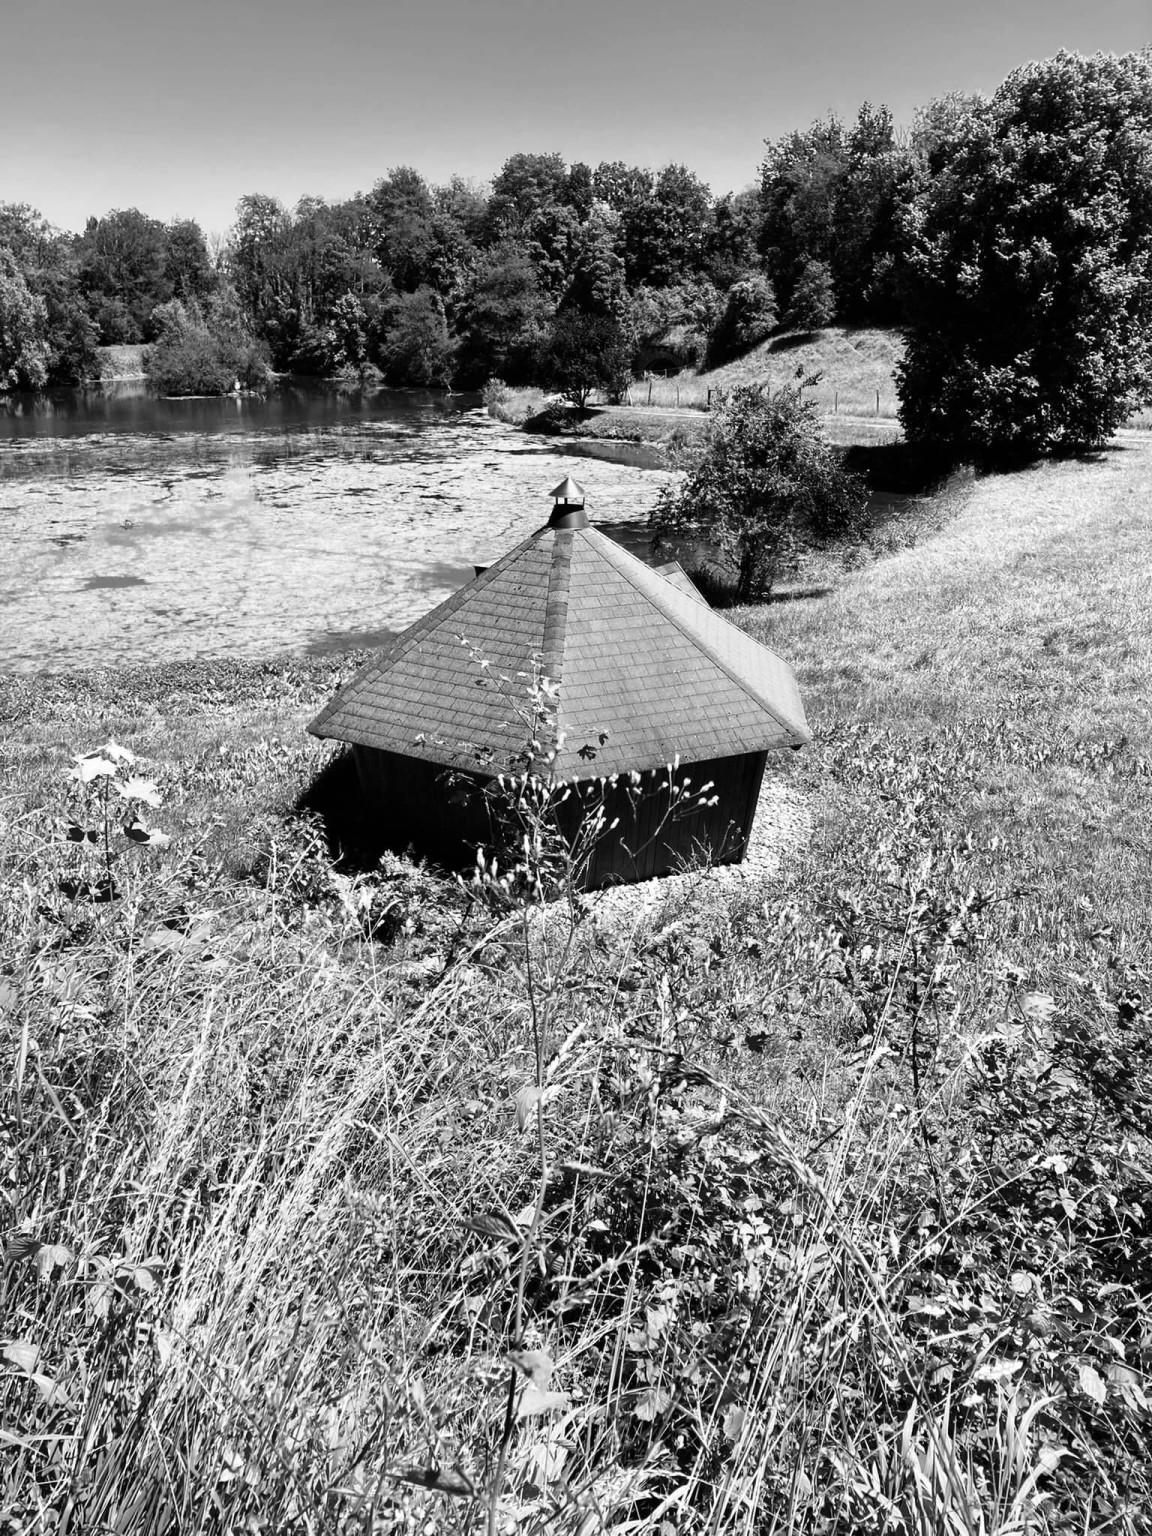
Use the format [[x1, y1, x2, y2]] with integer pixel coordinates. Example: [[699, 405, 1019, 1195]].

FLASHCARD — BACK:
[[1, 440, 1150, 1534], [629, 327, 904, 423]]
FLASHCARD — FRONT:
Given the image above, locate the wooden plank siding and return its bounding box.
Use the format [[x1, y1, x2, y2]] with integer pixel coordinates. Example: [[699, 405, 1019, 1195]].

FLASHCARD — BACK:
[[352, 746, 495, 870], [565, 751, 767, 887], [353, 744, 768, 889]]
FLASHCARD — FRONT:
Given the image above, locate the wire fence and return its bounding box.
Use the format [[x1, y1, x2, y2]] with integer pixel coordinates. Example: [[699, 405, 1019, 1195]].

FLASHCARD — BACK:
[[620, 375, 901, 420]]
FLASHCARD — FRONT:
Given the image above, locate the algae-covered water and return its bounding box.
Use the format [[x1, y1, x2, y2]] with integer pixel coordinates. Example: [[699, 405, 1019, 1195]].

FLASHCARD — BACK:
[[0, 382, 673, 674]]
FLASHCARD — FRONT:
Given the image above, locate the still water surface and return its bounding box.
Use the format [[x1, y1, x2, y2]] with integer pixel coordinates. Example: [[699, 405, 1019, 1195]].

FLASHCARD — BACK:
[[0, 381, 672, 674]]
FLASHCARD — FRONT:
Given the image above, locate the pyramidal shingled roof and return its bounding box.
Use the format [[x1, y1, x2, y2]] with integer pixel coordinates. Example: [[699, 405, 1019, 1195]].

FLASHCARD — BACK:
[[308, 520, 811, 782]]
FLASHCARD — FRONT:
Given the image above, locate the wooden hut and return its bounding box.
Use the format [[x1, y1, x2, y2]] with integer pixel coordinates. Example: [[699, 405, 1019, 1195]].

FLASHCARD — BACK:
[[307, 480, 810, 888]]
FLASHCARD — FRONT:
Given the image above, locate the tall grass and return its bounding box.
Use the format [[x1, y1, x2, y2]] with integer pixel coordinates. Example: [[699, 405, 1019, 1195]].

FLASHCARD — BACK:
[[621, 370, 900, 424], [2, 441, 1150, 1533]]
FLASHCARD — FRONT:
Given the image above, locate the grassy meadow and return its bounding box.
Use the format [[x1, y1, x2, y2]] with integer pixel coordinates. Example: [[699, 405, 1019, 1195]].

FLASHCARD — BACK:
[[629, 328, 904, 421], [1, 441, 1150, 1534], [489, 330, 906, 454]]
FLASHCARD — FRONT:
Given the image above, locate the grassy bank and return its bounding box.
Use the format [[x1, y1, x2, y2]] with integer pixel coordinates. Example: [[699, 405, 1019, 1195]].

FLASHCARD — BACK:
[[633, 327, 903, 421], [2, 444, 1150, 1534], [488, 329, 904, 455]]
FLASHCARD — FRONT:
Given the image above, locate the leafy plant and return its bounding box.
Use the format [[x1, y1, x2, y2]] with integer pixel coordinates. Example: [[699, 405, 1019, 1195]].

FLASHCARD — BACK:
[[62, 738, 169, 898], [650, 377, 868, 601], [898, 49, 1152, 458], [540, 307, 633, 410]]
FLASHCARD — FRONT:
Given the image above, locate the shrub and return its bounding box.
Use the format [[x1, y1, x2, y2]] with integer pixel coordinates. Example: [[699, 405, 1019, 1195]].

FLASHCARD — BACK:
[[706, 273, 778, 366], [783, 258, 835, 332], [540, 307, 633, 409], [651, 378, 868, 601], [144, 299, 270, 395]]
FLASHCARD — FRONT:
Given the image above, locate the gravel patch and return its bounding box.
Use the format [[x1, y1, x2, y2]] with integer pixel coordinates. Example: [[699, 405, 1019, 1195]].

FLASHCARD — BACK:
[[587, 775, 812, 930]]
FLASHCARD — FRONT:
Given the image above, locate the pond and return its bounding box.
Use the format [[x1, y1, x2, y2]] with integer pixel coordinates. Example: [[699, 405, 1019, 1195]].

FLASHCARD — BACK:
[[0, 380, 674, 675]]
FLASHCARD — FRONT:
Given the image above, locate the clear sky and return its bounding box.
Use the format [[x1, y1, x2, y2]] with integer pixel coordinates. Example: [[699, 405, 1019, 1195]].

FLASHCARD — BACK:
[[4, 0, 1150, 237]]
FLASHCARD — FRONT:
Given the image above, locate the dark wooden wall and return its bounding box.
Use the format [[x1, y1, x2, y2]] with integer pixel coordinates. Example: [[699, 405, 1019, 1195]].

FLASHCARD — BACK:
[[352, 746, 495, 869], [561, 752, 767, 888], [353, 746, 767, 889]]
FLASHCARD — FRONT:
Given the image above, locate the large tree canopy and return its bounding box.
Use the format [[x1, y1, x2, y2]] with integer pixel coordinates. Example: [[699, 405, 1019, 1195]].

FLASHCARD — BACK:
[[897, 49, 1152, 458], [0, 246, 50, 390]]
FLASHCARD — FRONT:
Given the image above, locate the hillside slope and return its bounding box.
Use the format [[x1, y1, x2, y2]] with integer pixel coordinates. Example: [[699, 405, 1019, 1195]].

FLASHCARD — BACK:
[[630, 325, 903, 422], [2, 444, 1150, 1532]]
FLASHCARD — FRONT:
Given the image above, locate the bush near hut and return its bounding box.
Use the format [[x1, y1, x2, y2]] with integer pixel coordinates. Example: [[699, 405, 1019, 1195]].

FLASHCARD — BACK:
[[651, 378, 868, 602]]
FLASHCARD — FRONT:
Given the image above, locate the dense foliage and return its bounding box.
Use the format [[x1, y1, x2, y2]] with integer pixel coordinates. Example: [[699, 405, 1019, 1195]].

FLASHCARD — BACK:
[[4, 46, 1152, 440], [651, 380, 868, 600], [143, 297, 271, 396], [540, 308, 632, 409], [897, 50, 1152, 457], [0, 246, 50, 390]]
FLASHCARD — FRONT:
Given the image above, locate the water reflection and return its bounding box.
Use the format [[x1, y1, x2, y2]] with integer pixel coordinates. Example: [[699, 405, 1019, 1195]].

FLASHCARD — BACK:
[[0, 376, 478, 441]]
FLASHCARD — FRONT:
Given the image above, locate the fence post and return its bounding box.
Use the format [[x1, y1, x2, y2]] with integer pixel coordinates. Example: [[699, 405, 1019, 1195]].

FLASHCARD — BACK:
[[707, 388, 711, 408], [647, 379, 653, 406], [834, 390, 838, 415], [875, 389, 880, 418], [676, 384, 680, 407]]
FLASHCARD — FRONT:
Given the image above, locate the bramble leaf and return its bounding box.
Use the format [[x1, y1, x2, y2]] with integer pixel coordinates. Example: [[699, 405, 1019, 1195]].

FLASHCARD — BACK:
[[71, 756, 116, 784], [1078, 1363, 1107, 1406], [394, 1465, 476, 1497], [508, 1348, 553, 1389], [462, 1211, 521, 1243]]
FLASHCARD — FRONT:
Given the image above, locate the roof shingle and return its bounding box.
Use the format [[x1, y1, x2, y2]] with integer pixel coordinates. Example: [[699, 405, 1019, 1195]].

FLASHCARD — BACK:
[[308, 519, 810, 780]]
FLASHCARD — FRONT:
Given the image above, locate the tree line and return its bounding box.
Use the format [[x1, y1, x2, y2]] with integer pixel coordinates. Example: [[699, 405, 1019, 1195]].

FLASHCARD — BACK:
[[3, 48, 1152, 456]]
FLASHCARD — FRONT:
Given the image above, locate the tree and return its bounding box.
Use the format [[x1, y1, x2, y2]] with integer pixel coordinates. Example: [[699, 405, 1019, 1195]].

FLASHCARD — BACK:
[[366, 167, 437, 291], [487, 152, 570, 238], [706, 273, 777, 365], [592, 161, 653, 217], [759, 104, 909, 325], [76, 208, 170, 340], [541, 308, 632, 409], [830, 104, 910, 322], [898, 50, 1152, 457], [456, 240, 552, 385], [759, 116, 846, 311], [164, 219, 215, 303], [650, 381, 867, 602], [705, 188, 764, 290], [0, 203, 97, 383], [0, 247, 50, 390], [783, 259, 835, 332], [381, 286, 455, 386], [562, 205, 627, 318], [227, 194, 292, 339], [622, 164, 712, 288]]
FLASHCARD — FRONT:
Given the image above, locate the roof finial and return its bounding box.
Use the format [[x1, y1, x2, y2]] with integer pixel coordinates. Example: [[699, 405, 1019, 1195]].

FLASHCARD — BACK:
[[549, 475, 588, 530]]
